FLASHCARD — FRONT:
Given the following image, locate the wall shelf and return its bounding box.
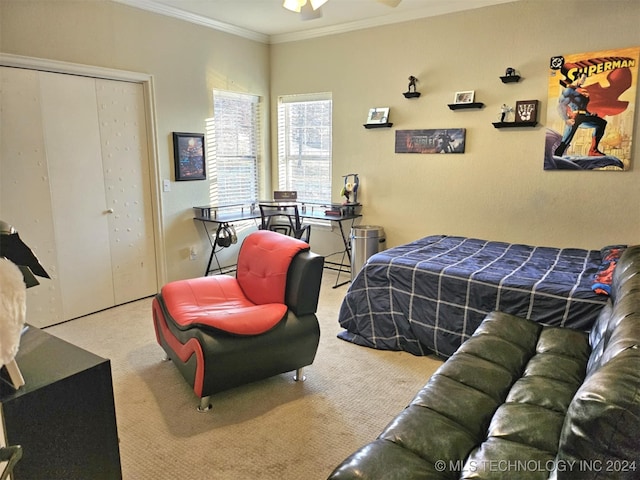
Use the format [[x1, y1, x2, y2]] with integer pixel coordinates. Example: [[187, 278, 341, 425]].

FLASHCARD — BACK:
[[492, 121, 537, 128], [363, 123, 393, 129], [500, 75, 521, 83], [448, 102, 484, 110]]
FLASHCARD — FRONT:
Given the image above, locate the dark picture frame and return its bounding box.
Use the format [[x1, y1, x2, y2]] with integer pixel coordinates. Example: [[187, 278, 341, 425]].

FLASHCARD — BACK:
[[173, 132, 206, 181], [515, 100, 539, 123], [395, 129, 466, 154]]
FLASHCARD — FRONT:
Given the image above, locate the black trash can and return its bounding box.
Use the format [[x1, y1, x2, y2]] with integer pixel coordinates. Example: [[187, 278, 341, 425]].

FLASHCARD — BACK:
[[350, 225, 386, 280]]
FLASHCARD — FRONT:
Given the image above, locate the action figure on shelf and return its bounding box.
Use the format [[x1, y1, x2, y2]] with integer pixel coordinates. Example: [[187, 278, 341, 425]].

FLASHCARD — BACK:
[[500, 104, 512, 122], [403, 76, 421, 98], [407, 76, 418, 93]]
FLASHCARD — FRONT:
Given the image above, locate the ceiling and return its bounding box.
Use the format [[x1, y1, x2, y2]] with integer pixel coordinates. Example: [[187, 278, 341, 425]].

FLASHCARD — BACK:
[[115, 0, 521, 44]]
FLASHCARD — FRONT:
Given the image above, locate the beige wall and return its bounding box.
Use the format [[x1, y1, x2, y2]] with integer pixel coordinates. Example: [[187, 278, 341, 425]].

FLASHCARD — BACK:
[[0, 0, 270, 282], [272, 0, 640, 249], [1, 0, 639, 287]]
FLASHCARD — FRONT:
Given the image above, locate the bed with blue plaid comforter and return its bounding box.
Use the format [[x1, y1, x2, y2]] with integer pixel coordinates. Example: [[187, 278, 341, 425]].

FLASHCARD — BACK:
[[337, 235, 609, 358]]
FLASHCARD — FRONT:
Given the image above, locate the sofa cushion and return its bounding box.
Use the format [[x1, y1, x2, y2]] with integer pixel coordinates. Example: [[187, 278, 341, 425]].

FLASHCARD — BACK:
[[523, 352, 587, 386], [555, 347, 640, 479], [412, 374, 501, 439], [435, 352, 517, 403], [487, 402, 566, 454], [506, 376, 580, 414], [463, 437, 556, 479], [379, 405, 478, 468], [328, 439, 450, 480], [535, 327, 591, 361]]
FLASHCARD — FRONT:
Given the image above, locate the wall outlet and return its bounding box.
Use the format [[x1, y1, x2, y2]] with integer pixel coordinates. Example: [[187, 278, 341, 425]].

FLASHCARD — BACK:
[[189, 246, 197, 260]]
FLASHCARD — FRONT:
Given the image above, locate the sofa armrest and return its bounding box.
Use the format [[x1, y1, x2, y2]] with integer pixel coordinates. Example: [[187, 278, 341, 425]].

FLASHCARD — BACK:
[[286, 250, 324, 316]]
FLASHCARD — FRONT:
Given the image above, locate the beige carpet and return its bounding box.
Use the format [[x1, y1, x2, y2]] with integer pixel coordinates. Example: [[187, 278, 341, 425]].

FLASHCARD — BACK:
[[45, 270, 443, 479]]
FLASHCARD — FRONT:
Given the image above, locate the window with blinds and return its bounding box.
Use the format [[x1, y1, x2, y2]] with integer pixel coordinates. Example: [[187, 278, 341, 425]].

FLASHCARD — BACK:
[[277, 93, 332, 204], [206, 90, 260, 207]]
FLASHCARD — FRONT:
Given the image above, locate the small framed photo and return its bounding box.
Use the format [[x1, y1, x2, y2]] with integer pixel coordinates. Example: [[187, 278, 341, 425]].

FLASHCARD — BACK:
[[173, 132, 206, 181], [366, 107, 390, 124], [454, 91, 475, 104], [515, 100, 539, 123]]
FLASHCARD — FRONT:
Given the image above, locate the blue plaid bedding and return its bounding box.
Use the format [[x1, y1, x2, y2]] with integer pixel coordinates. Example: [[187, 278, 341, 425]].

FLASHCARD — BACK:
[[338, 235, 608, 358]]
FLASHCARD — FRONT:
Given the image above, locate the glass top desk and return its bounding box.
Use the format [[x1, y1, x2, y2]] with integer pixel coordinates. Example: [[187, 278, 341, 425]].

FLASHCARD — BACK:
[[193, 202, 361, 287]]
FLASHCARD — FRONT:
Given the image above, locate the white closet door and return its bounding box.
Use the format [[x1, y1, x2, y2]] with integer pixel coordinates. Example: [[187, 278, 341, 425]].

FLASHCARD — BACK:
[[39, 72, 116, 320], [96, 79, 157, 305], [1, 68, 158, 325], [0, 67, 64, 326]]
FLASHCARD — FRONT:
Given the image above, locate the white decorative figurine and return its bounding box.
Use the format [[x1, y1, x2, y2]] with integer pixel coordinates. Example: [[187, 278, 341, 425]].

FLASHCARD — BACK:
[[0, 257, 27, 371], [500, 104, 513, 122], [0, 220, 50, 388]]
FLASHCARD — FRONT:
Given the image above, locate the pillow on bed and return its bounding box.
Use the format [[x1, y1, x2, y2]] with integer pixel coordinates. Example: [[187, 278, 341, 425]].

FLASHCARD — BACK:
[[592, 245, 627, 296]]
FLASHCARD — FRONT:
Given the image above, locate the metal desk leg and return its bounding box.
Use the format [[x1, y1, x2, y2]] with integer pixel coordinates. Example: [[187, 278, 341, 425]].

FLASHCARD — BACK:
[[332, 218, 354, 288], [201, 221, 224, 276]]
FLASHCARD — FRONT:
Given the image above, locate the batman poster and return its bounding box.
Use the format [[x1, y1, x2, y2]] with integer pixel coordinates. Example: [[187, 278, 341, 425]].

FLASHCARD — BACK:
[[545, 46, 639, 170]]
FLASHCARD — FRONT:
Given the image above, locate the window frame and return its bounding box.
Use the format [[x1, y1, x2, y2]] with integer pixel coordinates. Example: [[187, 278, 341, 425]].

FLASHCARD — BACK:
[[277, 92, 332, 206], [207, 89, 261, 210]]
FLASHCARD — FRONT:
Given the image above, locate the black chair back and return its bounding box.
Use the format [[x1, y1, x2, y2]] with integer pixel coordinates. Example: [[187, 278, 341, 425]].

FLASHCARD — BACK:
[[258, 203, 311, 243]]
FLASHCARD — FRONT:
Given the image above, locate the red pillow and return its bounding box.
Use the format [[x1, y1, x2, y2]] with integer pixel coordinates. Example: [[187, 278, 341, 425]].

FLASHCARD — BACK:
[[592, 245, 626, 295]]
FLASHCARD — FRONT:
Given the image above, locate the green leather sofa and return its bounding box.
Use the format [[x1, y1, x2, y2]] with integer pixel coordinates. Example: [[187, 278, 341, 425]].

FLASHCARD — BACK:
[[329, 245, 640, 480]]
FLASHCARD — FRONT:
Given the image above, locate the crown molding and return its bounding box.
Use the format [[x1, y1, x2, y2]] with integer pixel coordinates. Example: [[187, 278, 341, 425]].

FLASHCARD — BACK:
[[113, 0, 270, 43], [113, 0, 519, 45], [270, 10, 421, 44], [272, 0, 518, 44]]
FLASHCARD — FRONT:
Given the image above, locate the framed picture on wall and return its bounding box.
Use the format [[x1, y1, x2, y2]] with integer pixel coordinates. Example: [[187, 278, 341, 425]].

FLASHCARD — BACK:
[[515, 100, 539, 123], [454, 91, 474, 104], [395, 129, 466, 154], [366, 107, 390, 124], [173, 132, 206, 181], [545, 46, 639, 170]]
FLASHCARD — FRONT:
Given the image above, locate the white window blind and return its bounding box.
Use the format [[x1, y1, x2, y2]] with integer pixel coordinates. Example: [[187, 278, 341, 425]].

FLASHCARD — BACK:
[[277, 93, 332, 204], [206, 90, 260, 206]]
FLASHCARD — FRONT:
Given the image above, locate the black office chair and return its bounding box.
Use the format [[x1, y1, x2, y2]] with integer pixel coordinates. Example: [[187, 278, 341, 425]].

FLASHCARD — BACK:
[[259, 203, 311, 243]]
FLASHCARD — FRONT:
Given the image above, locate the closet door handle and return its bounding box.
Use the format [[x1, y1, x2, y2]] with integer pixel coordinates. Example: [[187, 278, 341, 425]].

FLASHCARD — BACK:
[[105, 208, 114, 214]]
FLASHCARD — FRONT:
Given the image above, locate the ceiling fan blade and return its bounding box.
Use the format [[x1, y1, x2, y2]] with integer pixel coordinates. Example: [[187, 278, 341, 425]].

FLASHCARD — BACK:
[[283, 0, 303, 13], [300, 2, 322, 20], [377, 0, 402, 7], [309, 0, 328, 9]]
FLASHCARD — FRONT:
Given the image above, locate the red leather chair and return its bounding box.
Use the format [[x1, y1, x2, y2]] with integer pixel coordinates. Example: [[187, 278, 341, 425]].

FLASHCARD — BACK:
[[152, 230, 324, 411]]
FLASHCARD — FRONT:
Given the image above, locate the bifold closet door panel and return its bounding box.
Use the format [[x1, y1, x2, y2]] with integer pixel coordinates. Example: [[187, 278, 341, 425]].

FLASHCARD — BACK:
[[95, 79, 158, 305], [0, 67, 65, 327], [39, 72, 116, 320]]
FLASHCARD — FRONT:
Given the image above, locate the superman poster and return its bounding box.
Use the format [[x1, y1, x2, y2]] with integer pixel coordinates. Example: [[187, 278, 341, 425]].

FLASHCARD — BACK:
[[545, 46, 639, 170]]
